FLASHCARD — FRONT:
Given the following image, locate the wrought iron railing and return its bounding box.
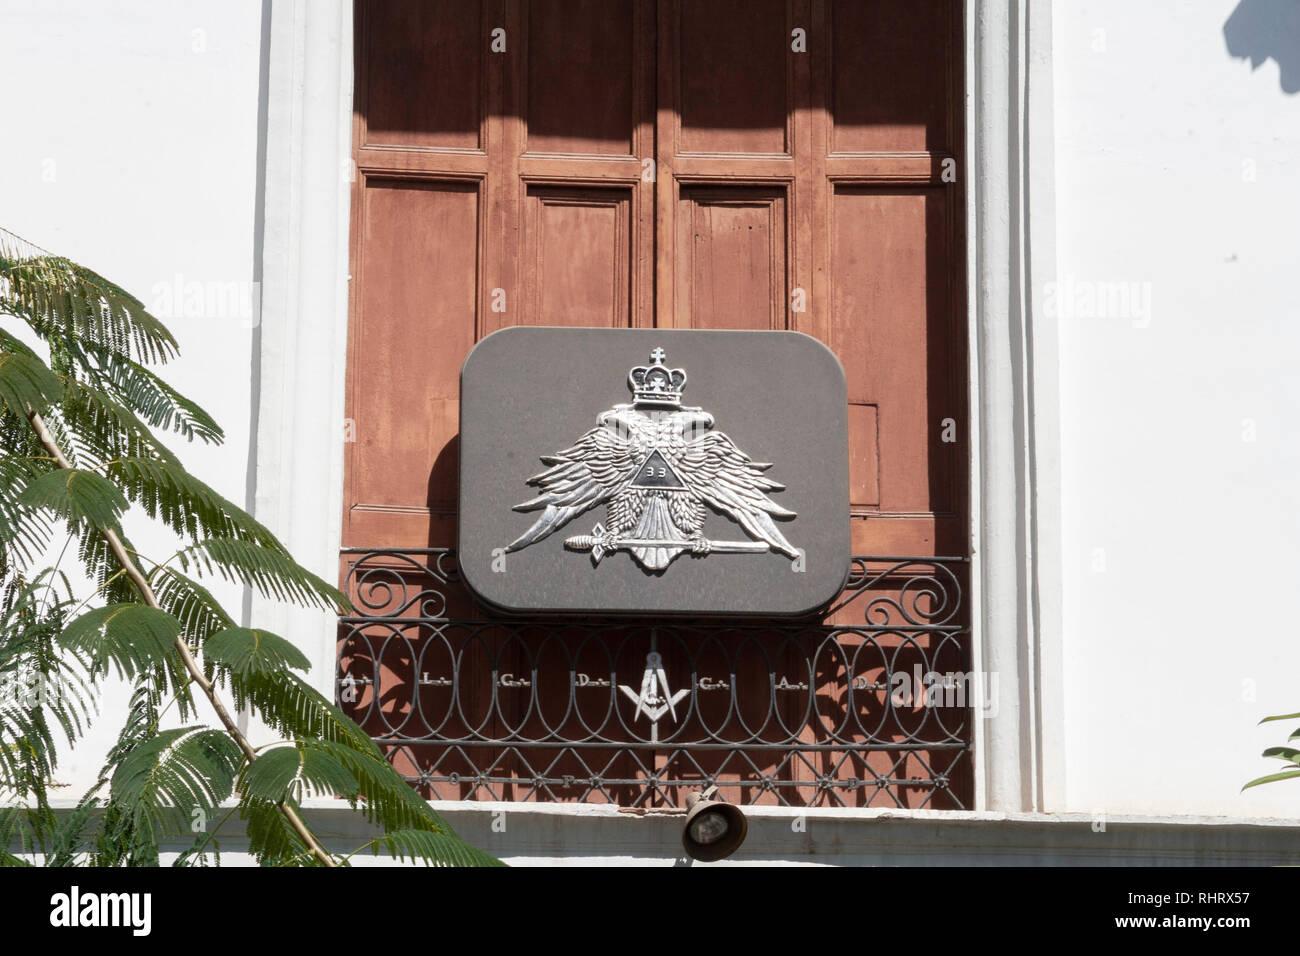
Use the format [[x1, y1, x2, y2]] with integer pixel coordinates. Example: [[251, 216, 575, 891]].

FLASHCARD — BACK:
[[337, 548, 972, 809]]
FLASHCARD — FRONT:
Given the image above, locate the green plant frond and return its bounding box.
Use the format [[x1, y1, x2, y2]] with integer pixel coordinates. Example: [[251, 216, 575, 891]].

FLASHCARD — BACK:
[[0, 227, 502, 867], [72, 524, 140, 605], [108, 457, 284, 551], [0, 806, 42, 865], [362, 828, 506, 867], [0, 351, 62, 418], [82, 348, 222, 444], [0, 326, 41, 359], [230, 670, 375, 756], [0, 230, 178, 366], [1261, 746, 1300, 763], [0, 573, 97, 811], [102, 681, 162, 773], [0, 455, 56, 571], [23, 403, 79, 469], [88, 682, 168, 865], [304, 737, 457, 837], [42, 800, 98, 867], [171, 828, 224, 868], [108, 726, 243, 845], [0, 711, 59, 796], [175, 537, 349, 613], [0, 593, 96, 746], [203, 627, 310, 677], [149, 567, 234, 645], [17, 467, 128, 534], [58, 604, 180, 680], [0, 403, 46, 456], [3, 793, 99, 869], [1245, 724, 1300, 792], [239, 796, 321, 866], [241, 743, 359, 803], [57, 380, 179, 469], [1242, 768, 1300, 791], [0, 449, 52, 486]]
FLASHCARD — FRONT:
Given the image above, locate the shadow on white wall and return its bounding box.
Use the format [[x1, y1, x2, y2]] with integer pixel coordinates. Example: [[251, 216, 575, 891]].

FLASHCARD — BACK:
[[1224, 0, 1300, 92]]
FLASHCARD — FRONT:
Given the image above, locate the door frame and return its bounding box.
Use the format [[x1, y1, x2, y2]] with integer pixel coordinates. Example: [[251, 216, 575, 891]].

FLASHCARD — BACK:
[[250, 0, 1064, 813]]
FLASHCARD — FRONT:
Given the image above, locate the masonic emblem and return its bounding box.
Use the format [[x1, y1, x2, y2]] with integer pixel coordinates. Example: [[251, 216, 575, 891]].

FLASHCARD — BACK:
[[504, 347, 799, 572]]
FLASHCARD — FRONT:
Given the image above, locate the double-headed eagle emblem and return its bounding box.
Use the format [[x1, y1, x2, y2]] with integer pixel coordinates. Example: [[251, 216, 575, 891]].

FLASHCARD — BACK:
[[504, 347, 799, 572]]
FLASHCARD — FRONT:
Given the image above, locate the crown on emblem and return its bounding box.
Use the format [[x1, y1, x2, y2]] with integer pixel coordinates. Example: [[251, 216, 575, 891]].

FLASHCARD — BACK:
[[628, 346, 687, 407]]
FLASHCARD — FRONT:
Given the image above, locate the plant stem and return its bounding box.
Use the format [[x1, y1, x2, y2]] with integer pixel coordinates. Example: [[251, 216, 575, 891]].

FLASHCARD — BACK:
[[25, 408, 336, 867]]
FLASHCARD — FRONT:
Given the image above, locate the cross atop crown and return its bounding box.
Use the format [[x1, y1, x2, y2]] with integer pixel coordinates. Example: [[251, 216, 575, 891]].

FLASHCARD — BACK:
[[628, 346, 687, 407]]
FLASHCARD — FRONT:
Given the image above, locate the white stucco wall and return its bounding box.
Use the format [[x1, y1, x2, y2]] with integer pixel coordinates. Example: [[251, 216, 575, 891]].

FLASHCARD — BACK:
[[0, 0, 264, 789], [1051, 0, 1300, 816]]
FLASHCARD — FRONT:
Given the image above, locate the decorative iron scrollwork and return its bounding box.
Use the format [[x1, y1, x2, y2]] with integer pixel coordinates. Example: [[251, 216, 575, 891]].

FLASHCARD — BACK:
[[338, 548, 972, 809]]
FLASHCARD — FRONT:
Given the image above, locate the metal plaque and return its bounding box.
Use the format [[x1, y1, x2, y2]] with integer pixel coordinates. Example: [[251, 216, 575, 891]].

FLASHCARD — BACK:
[[458, 327, 850, 616]]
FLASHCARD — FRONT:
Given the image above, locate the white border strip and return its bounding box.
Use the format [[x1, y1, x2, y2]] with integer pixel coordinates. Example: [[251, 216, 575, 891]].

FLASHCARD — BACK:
[[966, 0, 1061, 812], [251, 0, 354, 698]]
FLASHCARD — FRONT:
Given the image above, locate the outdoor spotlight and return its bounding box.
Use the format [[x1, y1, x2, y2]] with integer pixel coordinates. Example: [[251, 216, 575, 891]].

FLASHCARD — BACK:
[[681, 785, 748, 862]]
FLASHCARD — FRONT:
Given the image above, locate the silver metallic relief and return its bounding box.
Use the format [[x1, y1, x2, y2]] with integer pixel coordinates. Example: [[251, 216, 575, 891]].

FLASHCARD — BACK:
[[504, 348, 799, 572]]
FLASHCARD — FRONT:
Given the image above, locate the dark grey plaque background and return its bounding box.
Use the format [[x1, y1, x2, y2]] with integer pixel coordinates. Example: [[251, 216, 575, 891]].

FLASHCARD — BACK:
[[458, 327, 850, 616]]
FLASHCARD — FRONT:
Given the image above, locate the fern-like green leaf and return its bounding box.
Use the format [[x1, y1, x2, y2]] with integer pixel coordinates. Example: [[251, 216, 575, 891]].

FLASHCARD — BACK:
[[0, 455, 55, 570], [0, 230, 178, 365], [0, 573, 96, 800], [56, 380, 180, 469], [305, 737, 457, 837], [109, 727, 243, 843], [364, 828, 506, 867], [74, 522, 140, 605], [86, 349, 222, 444], [0, 809, 39, 866], [239, 796, 318, 866], [176, 537, 348, 613], [0, 326, 41, 359], [1, 227, 500, 868], [1261, 746, 1300, 763], [241, 743, 358, 802], [230, 670, 375, 755], [204, 627, 310, 676], [109, 457, 285, 550], [17, 468, 128, 533], [59, 604, 180, 679], [0, 352, 62, 417], [150, 567, 235, 644]]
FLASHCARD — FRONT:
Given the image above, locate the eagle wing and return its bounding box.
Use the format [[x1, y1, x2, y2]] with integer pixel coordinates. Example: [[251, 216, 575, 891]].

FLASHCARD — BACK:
[[674, 430, 799, 558], [505, 423, 641, 552]]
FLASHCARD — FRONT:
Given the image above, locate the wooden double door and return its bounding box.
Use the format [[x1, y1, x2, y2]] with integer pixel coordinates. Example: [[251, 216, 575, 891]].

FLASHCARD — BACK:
[[345, 0, 966, 564], [341, 0, 969, 807]]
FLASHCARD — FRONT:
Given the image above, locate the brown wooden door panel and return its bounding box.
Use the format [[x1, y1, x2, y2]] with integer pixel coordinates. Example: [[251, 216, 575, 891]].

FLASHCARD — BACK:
[[828, 0, 956, 153], [675, 0, 791, 155], [344, 178, 480, 550], [523, 187, 633, 326], [675, 187, 787, 330], [524, 0, 638, 155], [847, 402, 880, 508], [360, 0, 486, 150], [831, 187, 959, 517]]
